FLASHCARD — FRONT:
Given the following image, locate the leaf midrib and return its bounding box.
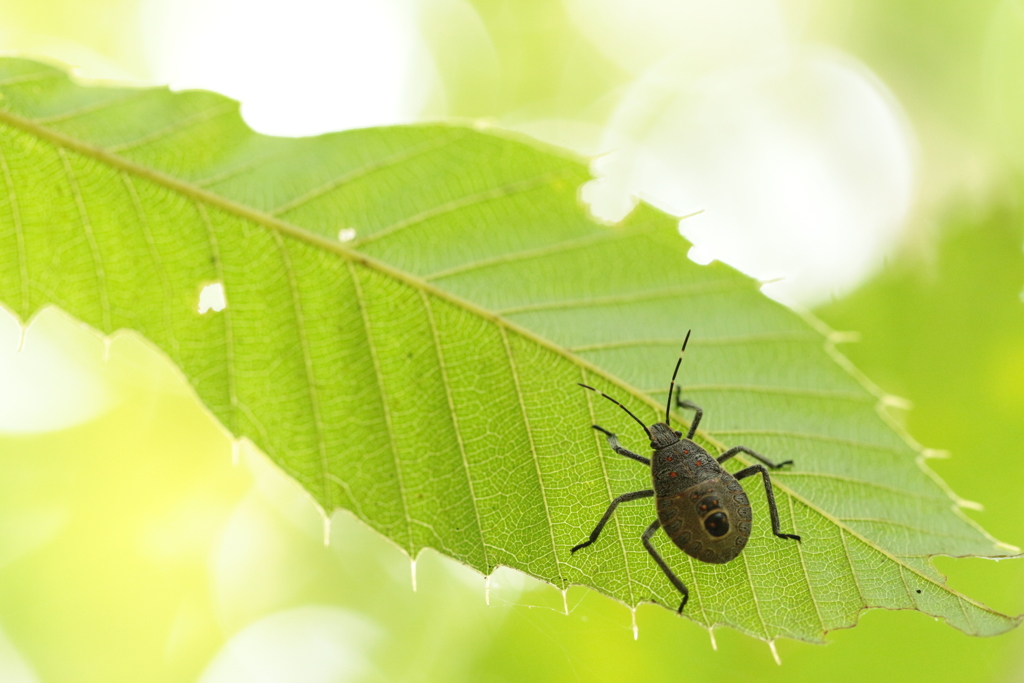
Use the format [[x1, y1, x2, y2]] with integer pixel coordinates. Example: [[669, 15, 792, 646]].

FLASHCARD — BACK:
[[0, 106, 654, 411], [0, 104, 1007, 625]]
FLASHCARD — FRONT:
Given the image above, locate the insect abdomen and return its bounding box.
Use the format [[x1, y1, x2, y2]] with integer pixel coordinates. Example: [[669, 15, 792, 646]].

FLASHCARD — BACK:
[[656, 476, 752, 564]]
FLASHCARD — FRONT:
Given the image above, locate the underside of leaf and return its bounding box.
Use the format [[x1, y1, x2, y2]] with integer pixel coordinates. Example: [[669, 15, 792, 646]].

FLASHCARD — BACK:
[[0, 58, 1018, 643]]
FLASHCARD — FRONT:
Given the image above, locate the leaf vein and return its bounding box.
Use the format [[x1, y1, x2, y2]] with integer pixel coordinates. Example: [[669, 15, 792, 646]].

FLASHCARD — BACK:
[[195, 148, 296, 188], [274, 232, 332, 508], [569, 332, 819, 352], [837, 517, 984, 542], [779, 484, 1010, 620], [34, 89, 151, 125], [787, 495, 825, 632], [425, 221, 666, 282], [712, 429, 907, 456], [420, 289, 490, 570], [0, 106, 746, 430], [353, 170, 567, 247], [776, 471, 947, 502], [120, 171, 179, 354], [581, 367, 635, 607], [498, 280, 747, 316], [838, 527, 868, 606], [958, 584, 977, 633], [659, 384, 873, 403], [501, 326, 564, 586], [58, 147, 111, 331], [682, 552, 709, 627], [195, 202, 239, 431], [348, 259, 414, 550], [0, 144, 29, 312], [738, 548, 770, 640], [269, 130, 468, 216], [107, 102, 237, 153], [0, 70, 61, 87], [898, 564, 915, 605]]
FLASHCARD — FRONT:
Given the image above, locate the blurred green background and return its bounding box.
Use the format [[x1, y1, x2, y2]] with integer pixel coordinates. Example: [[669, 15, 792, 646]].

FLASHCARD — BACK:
[[1, 0, 1023, 681]]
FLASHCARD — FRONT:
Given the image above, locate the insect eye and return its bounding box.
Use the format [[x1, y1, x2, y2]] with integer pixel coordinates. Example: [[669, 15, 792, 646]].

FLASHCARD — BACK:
[[674, 431, 682, 437]]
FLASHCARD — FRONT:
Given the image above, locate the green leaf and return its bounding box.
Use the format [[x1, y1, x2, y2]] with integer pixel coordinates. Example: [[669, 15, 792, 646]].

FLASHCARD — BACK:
[[0, 58, 1017, 644]]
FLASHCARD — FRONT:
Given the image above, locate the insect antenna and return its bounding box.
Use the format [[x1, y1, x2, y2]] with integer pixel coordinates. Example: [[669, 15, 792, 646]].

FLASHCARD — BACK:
[[577, 383, 652, 439], [665, 329, 692, 424]]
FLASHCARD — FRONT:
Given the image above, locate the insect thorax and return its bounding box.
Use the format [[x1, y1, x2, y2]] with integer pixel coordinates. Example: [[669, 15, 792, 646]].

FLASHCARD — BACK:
[[650, 439, 716, 496]]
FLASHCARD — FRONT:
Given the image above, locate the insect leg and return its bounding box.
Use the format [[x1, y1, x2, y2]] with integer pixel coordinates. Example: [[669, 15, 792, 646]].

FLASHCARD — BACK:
[[717, 445, 792, 469], [673, 386, 703, 439], [571, 490, 654, 553], [734, 465, 801, 542], [592, 425, 651, 466], [641, 519, 689, 613]]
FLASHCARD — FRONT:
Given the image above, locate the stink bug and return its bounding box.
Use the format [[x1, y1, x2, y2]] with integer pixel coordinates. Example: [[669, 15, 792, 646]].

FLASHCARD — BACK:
[[572, 330, 801, 613]]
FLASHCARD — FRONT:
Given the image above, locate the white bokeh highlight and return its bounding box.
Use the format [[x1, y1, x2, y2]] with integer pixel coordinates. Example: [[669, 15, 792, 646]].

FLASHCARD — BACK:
[[569, 0, 915, 306], [139, 0, 439, 136], [0, 310, 112, 434], [566, 0, 789, 75], [198, 606, 378, 683], [0, 628, 39, 683]]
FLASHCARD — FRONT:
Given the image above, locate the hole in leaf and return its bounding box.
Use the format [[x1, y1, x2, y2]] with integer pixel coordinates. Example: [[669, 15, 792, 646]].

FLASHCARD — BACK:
[[198, 282, 227, 314], [338, 228, 357, 242]]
